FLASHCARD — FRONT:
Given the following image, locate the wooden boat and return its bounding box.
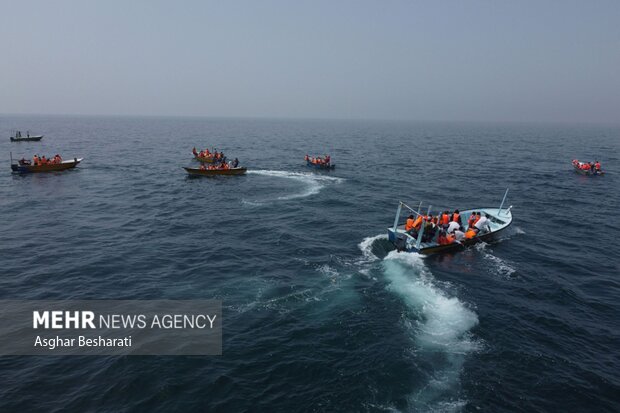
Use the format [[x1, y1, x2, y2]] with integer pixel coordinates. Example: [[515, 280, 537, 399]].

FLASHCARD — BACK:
[[387, 189, 513, 254], [184, 167, 247, 176], [572, 161, 604, 175], [306, 160, 335, 170], [11, 157, 83, 174], [10, 130, 43, 142]]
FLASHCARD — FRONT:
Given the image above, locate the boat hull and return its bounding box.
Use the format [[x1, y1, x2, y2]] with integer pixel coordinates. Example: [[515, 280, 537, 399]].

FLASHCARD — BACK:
[[184, 167, 247, 176], [11, 158, 82, 174], [306, 160, 335, 169], [387, 207, 512, 254], [10, 136, 43, 142]]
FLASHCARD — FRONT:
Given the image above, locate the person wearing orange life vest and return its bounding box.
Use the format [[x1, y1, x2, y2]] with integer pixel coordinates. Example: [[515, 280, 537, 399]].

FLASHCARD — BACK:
[[473, 212, 481, 225], [594, 160, 602, 173], [440, 211, 450, 230], [412, 215, 423, 231], [451, 209, 462, 227], [405, 215, 415, 232], [467, 212, 477, 229]]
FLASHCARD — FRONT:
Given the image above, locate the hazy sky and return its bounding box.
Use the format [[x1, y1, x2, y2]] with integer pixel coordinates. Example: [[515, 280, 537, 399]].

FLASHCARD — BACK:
[[1, 0, 619, 122]]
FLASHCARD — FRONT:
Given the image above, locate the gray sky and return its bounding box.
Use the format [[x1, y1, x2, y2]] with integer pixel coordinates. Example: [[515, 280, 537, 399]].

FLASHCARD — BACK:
[[1, 0, 619, 122]]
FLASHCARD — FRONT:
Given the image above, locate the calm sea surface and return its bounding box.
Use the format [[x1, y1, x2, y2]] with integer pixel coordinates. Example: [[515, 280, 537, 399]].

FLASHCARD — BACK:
[[0, 115, 618, 412]]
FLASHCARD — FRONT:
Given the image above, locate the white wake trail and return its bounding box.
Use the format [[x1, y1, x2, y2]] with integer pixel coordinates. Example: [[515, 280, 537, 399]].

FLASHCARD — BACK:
[[383, 250, 480, 411], [244, 170, 344, 204]]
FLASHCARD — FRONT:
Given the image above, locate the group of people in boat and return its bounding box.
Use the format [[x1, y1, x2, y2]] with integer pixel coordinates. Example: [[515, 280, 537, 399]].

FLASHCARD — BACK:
[[199, 158, 240, 170], [572, 159, 602, 173], [305, 154, 331, 165], [193, 147, 226, 162], [404, 210, 492, 246], [20, 154, 63, 166]]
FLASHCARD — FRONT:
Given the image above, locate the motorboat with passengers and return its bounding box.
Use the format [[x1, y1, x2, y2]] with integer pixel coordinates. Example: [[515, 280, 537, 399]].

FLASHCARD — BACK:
[[388, 189, 513, 254]]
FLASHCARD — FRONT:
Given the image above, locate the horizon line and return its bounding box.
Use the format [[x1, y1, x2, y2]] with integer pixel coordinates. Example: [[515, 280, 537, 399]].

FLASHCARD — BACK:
[[1, 112, 619, 127]]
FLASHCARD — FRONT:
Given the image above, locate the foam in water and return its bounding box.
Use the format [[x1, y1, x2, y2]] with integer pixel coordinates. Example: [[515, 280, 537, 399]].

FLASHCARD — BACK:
[[382, 250, 479, 410], [358, 233, 388, 263], [244, 170, 344, 204], [475, 242, 516, 277]]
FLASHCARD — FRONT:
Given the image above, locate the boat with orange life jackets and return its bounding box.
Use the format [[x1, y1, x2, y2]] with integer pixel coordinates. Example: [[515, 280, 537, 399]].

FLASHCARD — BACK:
[[572, 159, 604, 175], [305, 154, 335, 169], [387, 189, 513, 254], [10, 152, 82, 174]]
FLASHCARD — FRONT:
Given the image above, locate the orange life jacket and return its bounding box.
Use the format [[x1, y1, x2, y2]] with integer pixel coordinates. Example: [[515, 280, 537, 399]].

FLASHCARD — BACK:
[[413, 216, 423, 230], [405, 218, 414, 231], [595, 162, 601, 170], [446, 234, 455, 243], [465, 229, 476, 239], [468, 215, 475, 226], [441, 214, 449, 225]]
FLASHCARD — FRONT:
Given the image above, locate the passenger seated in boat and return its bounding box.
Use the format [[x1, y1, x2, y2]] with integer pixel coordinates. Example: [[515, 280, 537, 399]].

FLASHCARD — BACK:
[[454, 229, 466, 241], [200, 164, 206, 170], [474, 214, 491, 233], [473, 212, 481, 226], [405, 215, 415, 233], [41, 156, 48, 164], [467, 212, 476, 229], [451, 209, 462, 226], [232, 158, 239, 168], [447, 220, 460, 234], [324, 155, 330, 165], [440, 211, 450, 230], [438, 230, 455, 245], [422, 216, 437, 242], [594, 161, 601, 172], [193, 147, 198, 156], [304, 154, 309, 161], [32, 155, 39, 165]]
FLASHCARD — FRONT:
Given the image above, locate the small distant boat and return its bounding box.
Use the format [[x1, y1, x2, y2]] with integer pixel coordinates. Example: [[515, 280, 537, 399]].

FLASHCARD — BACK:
[[387, 189, 513, 254], [572, 160, 604, 175], [10, 130, 43, 142], [305, 155, 335, 170], [184, 167, 247, 176], [11, 157, 83, 174]]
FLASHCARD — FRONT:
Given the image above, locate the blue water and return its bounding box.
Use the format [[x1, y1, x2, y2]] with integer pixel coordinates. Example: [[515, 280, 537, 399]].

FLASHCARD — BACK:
[[1, 115, 619, 412]]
